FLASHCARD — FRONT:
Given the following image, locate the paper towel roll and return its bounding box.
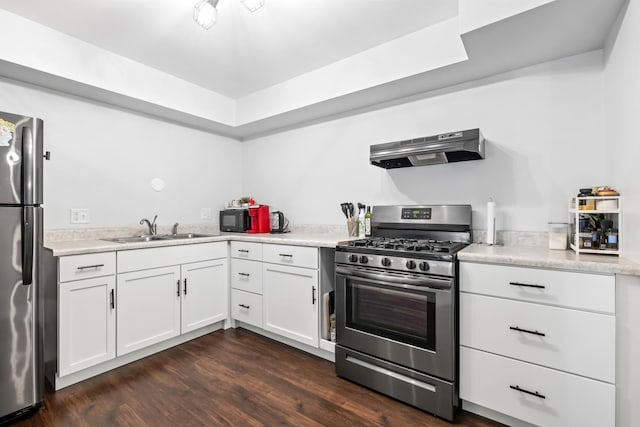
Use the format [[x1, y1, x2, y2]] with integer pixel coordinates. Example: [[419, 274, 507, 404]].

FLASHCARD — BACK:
[[487, 199, 496, 245]]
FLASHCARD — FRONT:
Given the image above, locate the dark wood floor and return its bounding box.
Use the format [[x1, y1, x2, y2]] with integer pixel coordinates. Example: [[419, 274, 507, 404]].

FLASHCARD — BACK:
[[14, 329, 503, 426]]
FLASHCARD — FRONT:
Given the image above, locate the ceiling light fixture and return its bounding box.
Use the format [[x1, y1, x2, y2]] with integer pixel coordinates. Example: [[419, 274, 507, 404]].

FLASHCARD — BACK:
[[194, 0, 219, 30], [194, 0, 265, 30], [240, 0, 265, 13]]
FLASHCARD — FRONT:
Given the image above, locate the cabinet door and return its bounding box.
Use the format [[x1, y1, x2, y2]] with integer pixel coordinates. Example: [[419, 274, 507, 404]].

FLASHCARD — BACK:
[[181, 259, 228, 334], [59, 276, 115, 376], [263, 264, 318, 347], [117, 266, 181, 356]]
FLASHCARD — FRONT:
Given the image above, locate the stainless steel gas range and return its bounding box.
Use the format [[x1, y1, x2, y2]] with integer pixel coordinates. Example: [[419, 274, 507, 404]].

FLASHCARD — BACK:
[[334, 205, 472, 421]]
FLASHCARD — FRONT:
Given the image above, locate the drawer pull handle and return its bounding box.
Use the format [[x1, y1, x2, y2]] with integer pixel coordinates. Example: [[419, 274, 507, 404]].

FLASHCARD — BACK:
[[77, 264, 104, 270], [509, 281, 545, 289], [509, 385, 546, 399], [238, 249, 250, 253], [510, 326, 546, 337], [279, 253, 293, 258], [238, 304, 250, 309], [110, 289, 115, 309], [238, 272, 250, 277]]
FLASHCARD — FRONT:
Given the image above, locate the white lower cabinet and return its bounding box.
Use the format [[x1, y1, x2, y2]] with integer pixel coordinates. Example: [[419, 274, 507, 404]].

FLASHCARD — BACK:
[[460, 347, 615, 427], [460, 261, 615, 427], [181, 259, 228, 334], [263, 263, 318, 347], [231, 289, 263, 328], [117, 243, 228, 356], [58, 275, 116, 376], [230, 242, 321, 348], [116, 266, 182, 356]]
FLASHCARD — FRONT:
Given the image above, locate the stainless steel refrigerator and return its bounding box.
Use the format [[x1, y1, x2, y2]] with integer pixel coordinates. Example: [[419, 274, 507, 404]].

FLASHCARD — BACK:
[[0, 111, 44, 423]]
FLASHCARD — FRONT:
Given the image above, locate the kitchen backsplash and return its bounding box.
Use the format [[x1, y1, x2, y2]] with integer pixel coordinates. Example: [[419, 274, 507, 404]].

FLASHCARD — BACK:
[[473, 230, 548, 247], [46, 223, 547, 247], [44, 224, 221, 242]]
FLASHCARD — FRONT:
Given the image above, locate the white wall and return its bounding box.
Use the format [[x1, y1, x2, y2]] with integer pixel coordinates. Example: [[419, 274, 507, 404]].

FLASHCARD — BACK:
[[243, 51, 610, 232], [605, 0, 640, 263], [0, 77, 242, 230]]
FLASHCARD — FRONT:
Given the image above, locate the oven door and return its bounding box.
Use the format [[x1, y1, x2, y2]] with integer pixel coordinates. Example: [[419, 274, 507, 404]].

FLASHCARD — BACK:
[[335, 264, 455, 381]]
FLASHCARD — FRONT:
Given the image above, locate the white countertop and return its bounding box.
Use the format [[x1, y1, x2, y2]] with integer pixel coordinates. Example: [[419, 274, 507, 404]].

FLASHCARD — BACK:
[[458, 244, 640, 276], [45, 231, 353, 257]]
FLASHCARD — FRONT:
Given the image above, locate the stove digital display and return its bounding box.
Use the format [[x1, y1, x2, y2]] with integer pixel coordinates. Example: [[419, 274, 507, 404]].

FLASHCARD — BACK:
[[401, 208, 432, 220]]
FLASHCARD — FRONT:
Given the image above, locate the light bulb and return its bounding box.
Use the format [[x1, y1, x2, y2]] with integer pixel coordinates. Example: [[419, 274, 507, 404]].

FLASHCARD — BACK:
[[241, 0, 265, 13], [194, 0, 218, 30]]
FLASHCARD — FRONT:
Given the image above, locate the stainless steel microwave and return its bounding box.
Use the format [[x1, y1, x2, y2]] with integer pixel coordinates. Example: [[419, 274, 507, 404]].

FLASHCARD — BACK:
[[219, 209, 250, 232]]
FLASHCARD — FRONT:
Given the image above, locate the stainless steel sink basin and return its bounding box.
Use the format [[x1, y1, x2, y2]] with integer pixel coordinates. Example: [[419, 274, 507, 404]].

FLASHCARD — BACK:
[[162, 233, 213, 239], [102, 233, 214, 244], [102, 235, 169, 243]]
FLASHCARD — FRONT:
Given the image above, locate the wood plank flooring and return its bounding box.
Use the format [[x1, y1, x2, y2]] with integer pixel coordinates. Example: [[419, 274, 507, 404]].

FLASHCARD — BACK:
[[14, 329, 504, 426]]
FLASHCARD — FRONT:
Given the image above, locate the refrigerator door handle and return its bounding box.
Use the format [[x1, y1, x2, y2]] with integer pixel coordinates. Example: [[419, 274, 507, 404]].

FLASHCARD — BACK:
[[22, 126, 35, 205], [22, 207, 34, 286]]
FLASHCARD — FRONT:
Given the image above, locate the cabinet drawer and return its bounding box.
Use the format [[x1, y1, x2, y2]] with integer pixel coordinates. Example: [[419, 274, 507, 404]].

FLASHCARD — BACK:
[[230, 259, 263, 294], [230, 241, 262, 261], [263, 244, 318, 269], [118, 242, 226, 273], [459, 262, 614, 313], [231, 289, 263, 328], [460, 347, 614, 427], [60, 252, 116, 282], [460, 293, 615, 383]]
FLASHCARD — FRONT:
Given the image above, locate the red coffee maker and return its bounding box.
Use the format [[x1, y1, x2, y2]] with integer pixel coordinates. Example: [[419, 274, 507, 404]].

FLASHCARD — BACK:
[[247, 205, 271, 233]]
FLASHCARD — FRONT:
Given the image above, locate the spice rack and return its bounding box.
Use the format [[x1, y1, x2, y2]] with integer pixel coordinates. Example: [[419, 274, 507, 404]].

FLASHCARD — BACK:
[[569, 196, 621, 255]]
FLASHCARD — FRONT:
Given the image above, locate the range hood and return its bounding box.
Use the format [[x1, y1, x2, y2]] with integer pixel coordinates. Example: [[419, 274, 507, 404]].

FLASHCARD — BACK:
[[370, 129, 485, 169]]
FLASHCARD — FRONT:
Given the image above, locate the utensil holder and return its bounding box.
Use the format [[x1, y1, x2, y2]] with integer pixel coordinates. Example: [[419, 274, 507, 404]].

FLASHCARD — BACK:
[[347, 219, 358, 237]]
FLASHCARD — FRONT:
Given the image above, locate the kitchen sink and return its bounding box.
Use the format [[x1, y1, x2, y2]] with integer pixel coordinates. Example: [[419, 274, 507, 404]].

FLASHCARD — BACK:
[[162, 233, 212, 239], [102, 235, 169, 243], [102, 233, 214, 244]]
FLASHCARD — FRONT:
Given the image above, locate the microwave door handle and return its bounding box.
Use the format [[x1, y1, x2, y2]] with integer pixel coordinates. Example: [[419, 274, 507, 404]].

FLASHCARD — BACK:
[[335, 266, 452, 290], [22, 207, 34, 286]]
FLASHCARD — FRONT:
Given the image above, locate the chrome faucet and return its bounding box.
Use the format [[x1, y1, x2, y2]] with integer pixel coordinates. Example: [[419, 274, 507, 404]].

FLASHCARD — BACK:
[[140, 215, 158, 235], [172, 222, 179, 235]]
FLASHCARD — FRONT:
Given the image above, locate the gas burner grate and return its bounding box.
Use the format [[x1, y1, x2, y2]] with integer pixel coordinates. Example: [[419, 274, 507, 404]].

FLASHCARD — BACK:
[[346, 237, 466, 254]]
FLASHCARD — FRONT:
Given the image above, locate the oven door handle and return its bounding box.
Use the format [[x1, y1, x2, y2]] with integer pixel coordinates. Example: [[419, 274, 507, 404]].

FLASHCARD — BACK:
[[336, 266, 453, 290]]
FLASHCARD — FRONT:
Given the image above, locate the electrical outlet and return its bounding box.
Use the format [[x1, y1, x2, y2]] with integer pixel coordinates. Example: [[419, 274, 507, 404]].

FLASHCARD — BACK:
[[200, 207, 212, 220], [70, 208, 90, 224]]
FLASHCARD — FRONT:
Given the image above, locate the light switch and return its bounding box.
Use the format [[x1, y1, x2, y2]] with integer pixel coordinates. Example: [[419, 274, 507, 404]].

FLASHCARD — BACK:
[[200, 207, 212, 220], [70, 208, 90, 224]]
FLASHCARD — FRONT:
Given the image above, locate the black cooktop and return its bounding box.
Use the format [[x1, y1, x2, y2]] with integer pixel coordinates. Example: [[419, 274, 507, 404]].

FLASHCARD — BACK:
[[345, 237, 468, 255]]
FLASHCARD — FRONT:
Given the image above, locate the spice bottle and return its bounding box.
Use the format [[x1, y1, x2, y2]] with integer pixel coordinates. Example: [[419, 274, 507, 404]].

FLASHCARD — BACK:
[[607, 228, 618, 250], [592, 229, 601, 249]]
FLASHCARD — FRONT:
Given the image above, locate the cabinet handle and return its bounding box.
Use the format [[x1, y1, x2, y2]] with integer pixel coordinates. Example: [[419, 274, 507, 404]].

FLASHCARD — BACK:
[[237, 272, 250, 277], [509, 385, 546, 399], [509, 281, 545, 289], [279, 253, 293, 258], [110, 289, 115, 309], [238, 249, 250, 253], [77, 264, 104, 270], [184, 278, 188, 295], [509, 326, 546, 337], [238, 304, 250, 309], [312, 286, 316, 304], [177, 280, 181, 297]]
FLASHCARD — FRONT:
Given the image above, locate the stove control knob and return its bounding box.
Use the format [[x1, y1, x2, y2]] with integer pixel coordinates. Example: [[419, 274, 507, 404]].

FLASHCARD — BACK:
[[419, 262, 430, 271], [406, 260, 416, 270], [359, 256, 368, 264], [381, 257, 392, 267], [349, 254, 358, 263]]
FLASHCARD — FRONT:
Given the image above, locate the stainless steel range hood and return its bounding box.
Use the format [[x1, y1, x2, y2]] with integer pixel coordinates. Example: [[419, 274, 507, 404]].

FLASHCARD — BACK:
[[370, 129, 485, 169]]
